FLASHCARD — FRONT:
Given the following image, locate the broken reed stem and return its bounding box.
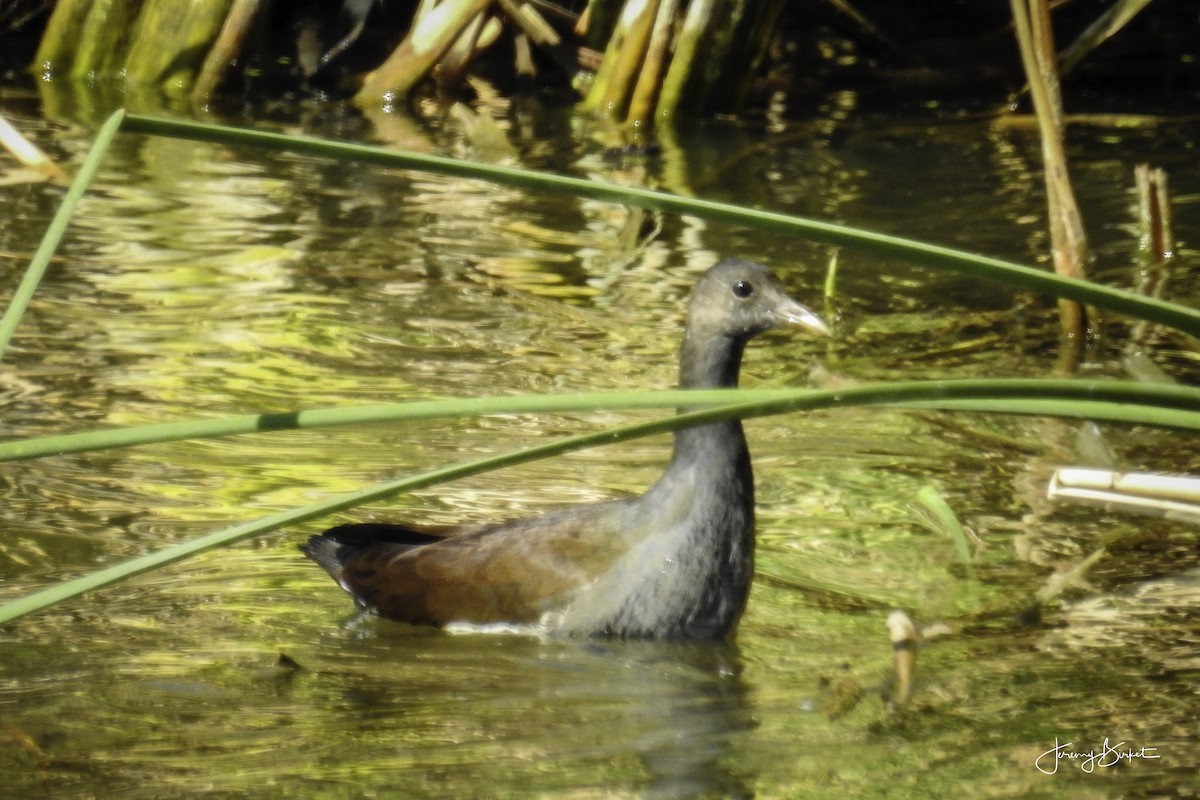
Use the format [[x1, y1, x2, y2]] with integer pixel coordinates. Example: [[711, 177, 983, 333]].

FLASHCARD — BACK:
[[1136, 164, 1174, 268], [1010, 0, 1091, 357], [1128, 165, 1176, 347], [191, 0, 261, 106]]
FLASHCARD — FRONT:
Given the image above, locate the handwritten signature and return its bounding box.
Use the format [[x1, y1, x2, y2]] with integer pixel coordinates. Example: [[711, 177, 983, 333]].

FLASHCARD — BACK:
[[1035, 737, 1160, 774]]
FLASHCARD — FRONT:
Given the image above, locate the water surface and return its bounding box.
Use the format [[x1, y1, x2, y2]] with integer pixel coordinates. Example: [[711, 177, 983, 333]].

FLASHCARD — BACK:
[[1, 85, 1198, 797]]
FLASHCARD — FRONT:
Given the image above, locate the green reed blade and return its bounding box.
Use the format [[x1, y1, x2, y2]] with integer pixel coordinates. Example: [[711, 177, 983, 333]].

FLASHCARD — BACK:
[[3, 379, 1199, 463], [0, 109, 125, 361], [3, 380, 1200, 624], [121, 113, 1200, 337]]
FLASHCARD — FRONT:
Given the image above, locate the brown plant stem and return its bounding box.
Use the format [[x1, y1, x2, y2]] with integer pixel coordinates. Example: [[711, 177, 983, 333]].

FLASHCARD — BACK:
[[1010, 0, 1090, 362], [191, 0, 261, 107], [1127, 165, 1175, 349]]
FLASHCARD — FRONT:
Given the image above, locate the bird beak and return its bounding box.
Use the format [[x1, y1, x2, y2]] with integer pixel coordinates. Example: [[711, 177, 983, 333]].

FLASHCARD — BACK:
[[774, 297, 831, 337]]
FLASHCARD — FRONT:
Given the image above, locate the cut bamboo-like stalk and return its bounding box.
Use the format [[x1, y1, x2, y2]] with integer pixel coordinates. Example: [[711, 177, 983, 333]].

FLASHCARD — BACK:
[[496, 0, 559, 46], [1136, 164, 1174, 266], [124, 0, 235, 92], [580, 0, 657, 117], [70, 0, 141, 81], [655, 0, 716, 120], [31, 0, 92, 78], [1052, 468, 1200, 503], [191, 0, 262, 106], [626, 0, 679, 125], [355, 0, 492, 106]]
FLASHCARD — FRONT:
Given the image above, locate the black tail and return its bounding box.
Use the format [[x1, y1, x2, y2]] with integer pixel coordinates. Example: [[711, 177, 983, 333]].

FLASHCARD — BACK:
[[300, 523, 447, 581]]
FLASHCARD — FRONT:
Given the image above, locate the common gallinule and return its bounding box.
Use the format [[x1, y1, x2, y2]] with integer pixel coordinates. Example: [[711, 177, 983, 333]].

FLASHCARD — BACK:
[[302, 259, 829, 639]]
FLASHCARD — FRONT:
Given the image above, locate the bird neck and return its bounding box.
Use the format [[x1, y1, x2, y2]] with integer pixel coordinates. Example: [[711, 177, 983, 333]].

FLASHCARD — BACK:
[[634, 326, 757, 639], [678, 329, 745, 391], [668, 330, 750, 470]]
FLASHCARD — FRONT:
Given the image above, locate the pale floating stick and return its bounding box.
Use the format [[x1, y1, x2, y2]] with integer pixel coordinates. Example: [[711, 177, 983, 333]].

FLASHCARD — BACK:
[[0, 111, 64, 182], [1049, 467, 1200, 525]]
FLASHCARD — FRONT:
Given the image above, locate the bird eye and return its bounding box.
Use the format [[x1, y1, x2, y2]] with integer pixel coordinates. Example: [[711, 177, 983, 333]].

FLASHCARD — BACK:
[[732, 280, 754, 298]]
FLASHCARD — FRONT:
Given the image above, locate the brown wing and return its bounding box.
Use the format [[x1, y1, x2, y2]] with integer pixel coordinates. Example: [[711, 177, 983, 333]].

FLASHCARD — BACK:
[[324, 500, 636, 626]]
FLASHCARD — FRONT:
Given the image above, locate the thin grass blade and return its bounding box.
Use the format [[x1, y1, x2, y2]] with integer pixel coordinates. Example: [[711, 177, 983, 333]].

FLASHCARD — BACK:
[[0, 109, 125, 361]]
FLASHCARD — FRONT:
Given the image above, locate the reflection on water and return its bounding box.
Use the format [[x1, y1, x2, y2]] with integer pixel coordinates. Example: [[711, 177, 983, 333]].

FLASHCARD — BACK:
[[1, 83, 1198, 797], [309, 634, 756, 798], [23, 627, 758, 797]]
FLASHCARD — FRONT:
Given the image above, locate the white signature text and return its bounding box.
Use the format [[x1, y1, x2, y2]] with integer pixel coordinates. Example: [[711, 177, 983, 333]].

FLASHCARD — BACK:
[[1035, 737, 1160, 774]]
